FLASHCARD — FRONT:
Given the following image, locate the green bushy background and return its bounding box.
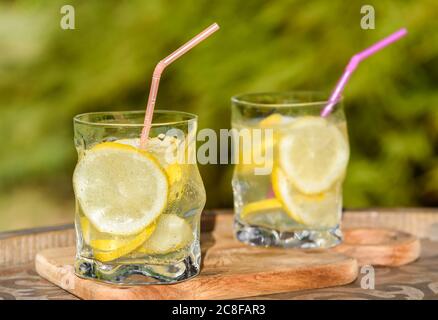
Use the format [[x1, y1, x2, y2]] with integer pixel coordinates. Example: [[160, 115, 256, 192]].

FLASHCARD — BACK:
[[0, 0, 437, 230]]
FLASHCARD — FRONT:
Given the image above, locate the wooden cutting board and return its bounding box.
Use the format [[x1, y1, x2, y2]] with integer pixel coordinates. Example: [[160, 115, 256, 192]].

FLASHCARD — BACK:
[[333, 227, 420, 266], [36, 215, 359, 300], [35, 214, 420, 300]]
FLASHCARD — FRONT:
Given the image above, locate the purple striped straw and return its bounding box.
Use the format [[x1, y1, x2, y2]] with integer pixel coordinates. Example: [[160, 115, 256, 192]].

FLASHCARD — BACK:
[[321, 28, 408, 117]]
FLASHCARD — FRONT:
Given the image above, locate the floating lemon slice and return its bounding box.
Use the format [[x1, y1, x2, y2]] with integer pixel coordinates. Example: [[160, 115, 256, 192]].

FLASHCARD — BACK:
[[79, 216, 91, 244], [259, 113, 295, 127], [278, 116, 349, 194], [116, 138, 185, 200], [235, 114, 295, 175], [138, 214, 193, 255], [235, 130, 275, 175], [166, 163, 183, 185], [259, 113, 285, 127], [73, 142, 168, 236], [272, 168, 340, 228], [240, 198, 283, 219], [239, 198, 298, 231], [92, 222, 156, 262]]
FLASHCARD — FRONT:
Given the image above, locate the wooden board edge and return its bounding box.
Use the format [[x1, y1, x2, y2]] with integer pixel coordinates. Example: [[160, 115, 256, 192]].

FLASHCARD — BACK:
[[35, 247, 359, 300], [194, 257, 359, 300], [333, 236, 421, 267], [35, 251, 79, 297]]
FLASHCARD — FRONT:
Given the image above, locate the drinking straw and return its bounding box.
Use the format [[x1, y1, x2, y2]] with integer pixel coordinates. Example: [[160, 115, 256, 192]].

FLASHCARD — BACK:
[[321, 28, 407, 117], [139, 23, 220, 148]]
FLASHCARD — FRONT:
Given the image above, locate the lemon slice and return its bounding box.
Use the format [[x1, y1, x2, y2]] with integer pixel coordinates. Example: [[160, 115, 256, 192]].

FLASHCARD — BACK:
[[239, 198, 298, 231], [235, 114, 294, 176], [240, 198, 283, 219], [73, 142, 168, 236], [93, 222, 156, 262], [139, 214, 193, 255], [166, 163, 183, 185], [115, 138, 184, 200], [79, 216, 91, 244], [272, 168, 340, 228], [278, 116, 349, 194], [259, 113, 295, 127], [259, 113, 284, 127], [235, 129, 275, 175]]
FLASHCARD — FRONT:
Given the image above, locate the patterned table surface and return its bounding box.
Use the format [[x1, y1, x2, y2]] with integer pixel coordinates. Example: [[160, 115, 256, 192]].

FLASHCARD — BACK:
[[1, 209, 438, 300]]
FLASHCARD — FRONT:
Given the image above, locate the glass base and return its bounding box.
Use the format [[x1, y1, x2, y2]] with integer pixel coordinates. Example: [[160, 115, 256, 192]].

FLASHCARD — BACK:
[[234, 218, 342, 249], [75, 254, 200, 285]]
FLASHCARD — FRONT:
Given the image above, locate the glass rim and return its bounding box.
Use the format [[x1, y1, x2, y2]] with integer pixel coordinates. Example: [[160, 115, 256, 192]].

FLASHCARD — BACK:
[[73, 110, 198, 128], [231, 91, 343, 108]]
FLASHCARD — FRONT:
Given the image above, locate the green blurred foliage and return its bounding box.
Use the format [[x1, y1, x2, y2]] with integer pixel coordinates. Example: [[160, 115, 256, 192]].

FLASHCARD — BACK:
[[0, 0, 437, 229]]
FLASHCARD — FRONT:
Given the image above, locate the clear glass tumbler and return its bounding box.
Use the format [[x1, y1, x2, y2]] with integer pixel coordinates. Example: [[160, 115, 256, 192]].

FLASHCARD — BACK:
[[73, 110, 206, 284], [231, 92, 349, 249]]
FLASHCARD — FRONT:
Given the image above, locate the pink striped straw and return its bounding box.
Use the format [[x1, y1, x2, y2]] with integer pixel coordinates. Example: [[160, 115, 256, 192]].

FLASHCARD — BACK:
[[140, 23, 220, 148], [321, 28, 408, 117]]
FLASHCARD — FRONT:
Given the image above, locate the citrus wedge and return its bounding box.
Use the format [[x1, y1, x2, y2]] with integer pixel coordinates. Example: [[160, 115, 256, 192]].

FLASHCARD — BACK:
[[139, 214, 193, 255], [92, 222, 156, 262], [278, 116, 349, 194], [272, 168, 340, 228], [73, 142, 168, 236]]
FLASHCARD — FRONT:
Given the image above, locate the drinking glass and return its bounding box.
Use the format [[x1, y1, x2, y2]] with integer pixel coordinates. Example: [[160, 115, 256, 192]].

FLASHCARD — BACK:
[[231, 92, 349, 248], [73, 110, 206, 284]]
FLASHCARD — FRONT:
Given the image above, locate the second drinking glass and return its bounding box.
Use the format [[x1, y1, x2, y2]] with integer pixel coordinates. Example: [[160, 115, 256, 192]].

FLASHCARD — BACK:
[[231, 92, 350, 249]]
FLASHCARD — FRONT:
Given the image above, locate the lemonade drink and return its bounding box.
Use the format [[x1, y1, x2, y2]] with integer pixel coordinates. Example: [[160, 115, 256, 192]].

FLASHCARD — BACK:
[[232, 92, 349, 248], [73, 111, 205, 284]]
